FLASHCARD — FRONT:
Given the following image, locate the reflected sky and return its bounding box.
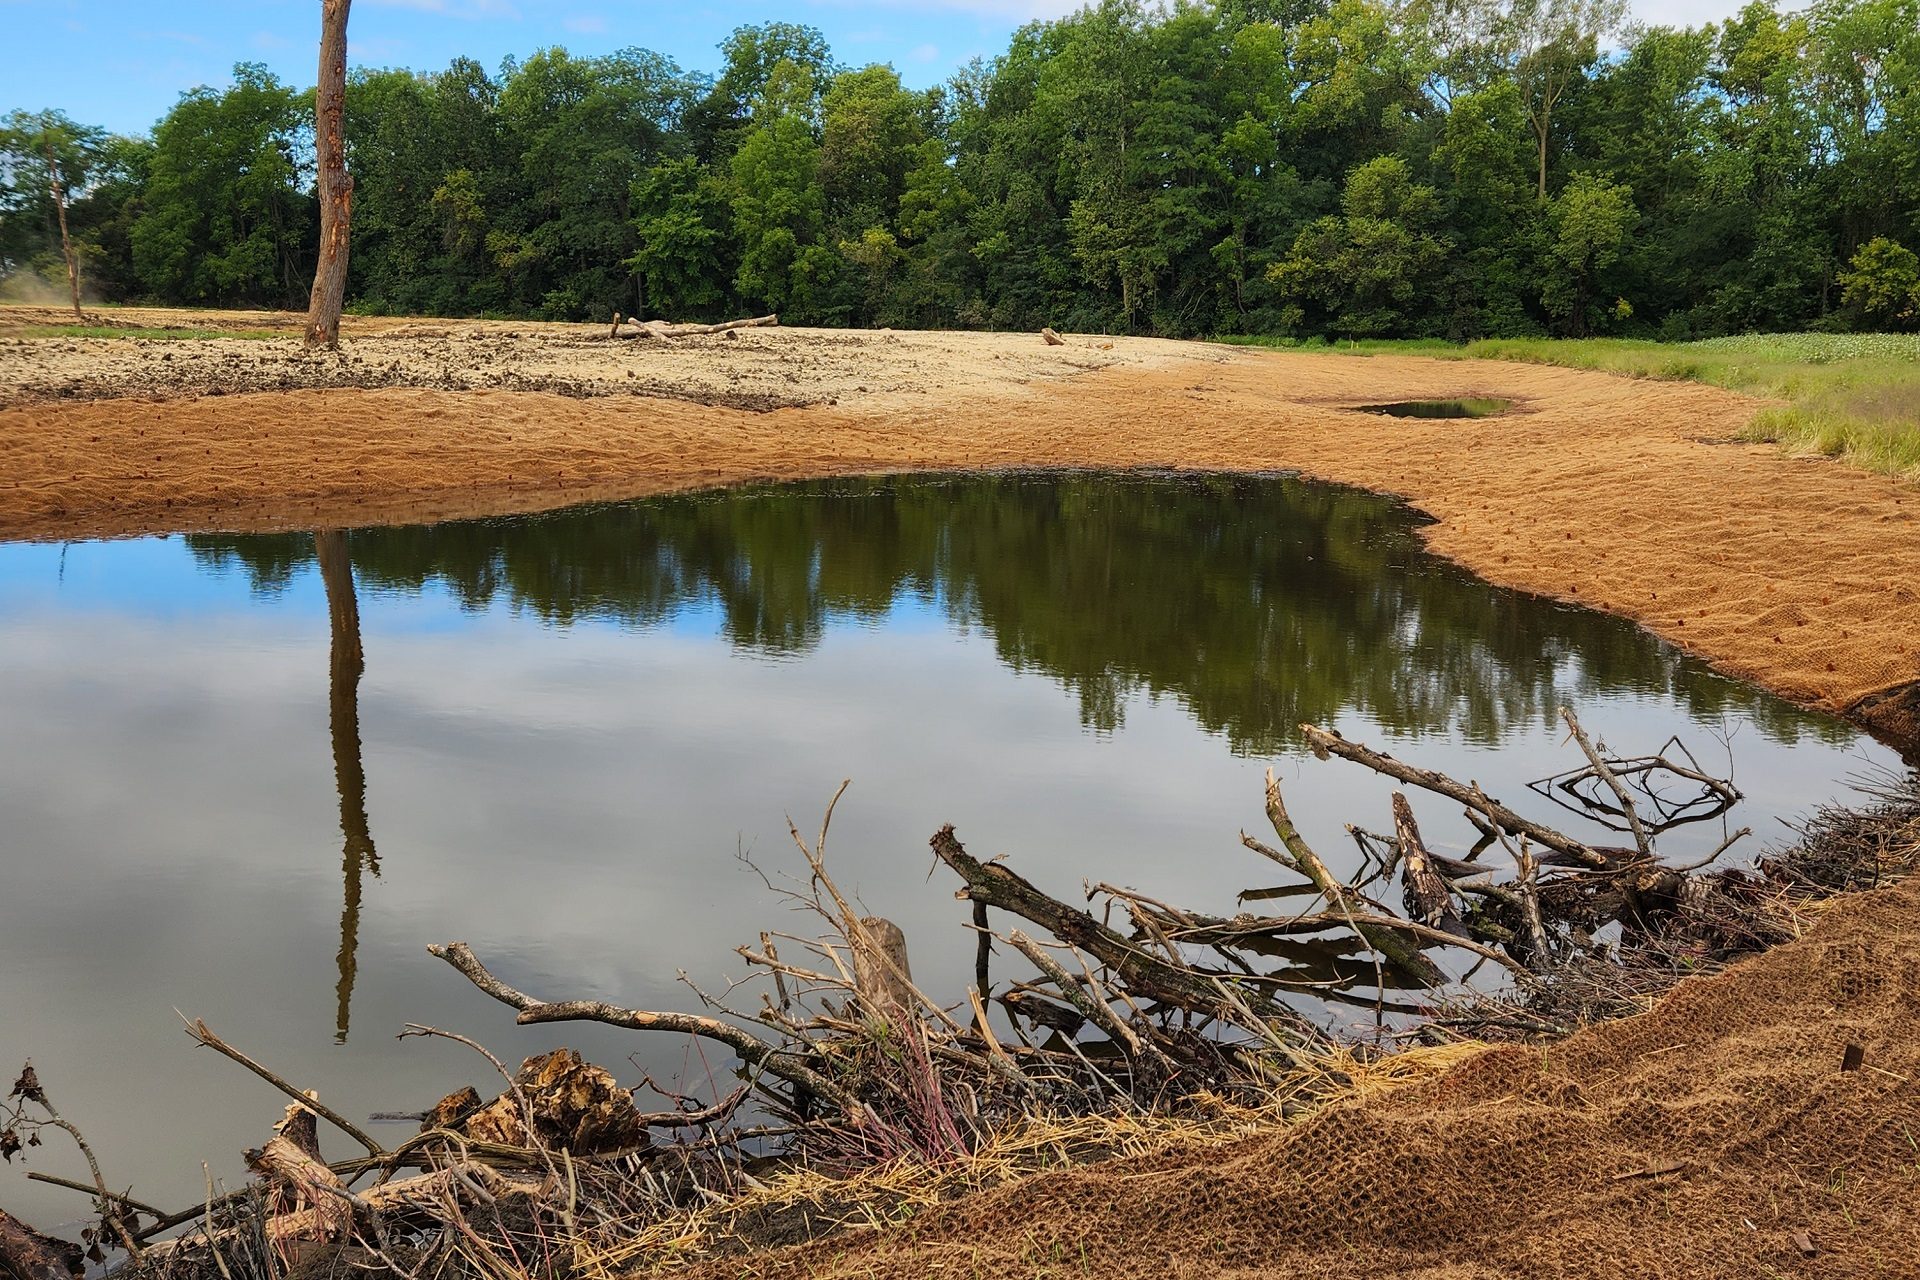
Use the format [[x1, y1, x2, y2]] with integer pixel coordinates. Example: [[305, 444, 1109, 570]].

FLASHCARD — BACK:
[[0, 472, 1896, 1230]]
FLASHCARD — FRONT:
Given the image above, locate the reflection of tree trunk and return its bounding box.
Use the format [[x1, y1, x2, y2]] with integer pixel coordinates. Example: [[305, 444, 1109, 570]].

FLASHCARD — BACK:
[[316, 529, 377, 1043]]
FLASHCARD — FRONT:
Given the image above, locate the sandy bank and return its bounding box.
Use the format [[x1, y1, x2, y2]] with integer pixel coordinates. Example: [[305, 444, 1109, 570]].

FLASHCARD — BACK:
[[0, 313, 1915, 752]]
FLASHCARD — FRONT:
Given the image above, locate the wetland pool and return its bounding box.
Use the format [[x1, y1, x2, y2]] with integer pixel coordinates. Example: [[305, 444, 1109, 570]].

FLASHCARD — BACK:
[[0, 470, 1894, 1224]]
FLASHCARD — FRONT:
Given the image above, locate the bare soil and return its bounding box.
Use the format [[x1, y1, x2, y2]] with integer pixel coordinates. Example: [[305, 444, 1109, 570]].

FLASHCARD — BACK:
[[2, 307, 1914, 752]]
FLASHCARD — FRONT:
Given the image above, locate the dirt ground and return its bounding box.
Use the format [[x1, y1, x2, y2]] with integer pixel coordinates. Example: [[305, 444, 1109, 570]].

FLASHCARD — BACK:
[[2, 306, 1914, 753], [0, 304, 1195, 411]]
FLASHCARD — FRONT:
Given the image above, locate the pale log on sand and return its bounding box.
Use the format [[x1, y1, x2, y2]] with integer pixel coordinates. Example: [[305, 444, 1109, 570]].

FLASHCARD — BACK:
[[608, 313, 778, 341], [1040, 327, 1065, 345]]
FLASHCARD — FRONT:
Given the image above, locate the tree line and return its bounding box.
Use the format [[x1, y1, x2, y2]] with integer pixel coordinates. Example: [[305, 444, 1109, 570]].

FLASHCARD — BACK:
[[3, 0, 1918, 339]]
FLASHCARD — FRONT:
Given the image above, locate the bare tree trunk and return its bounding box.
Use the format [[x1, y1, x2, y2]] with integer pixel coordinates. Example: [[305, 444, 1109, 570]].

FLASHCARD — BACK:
[[303, 0, 354, 349], [1535, 112, 1550, 201], [40, 139, 81, 323]]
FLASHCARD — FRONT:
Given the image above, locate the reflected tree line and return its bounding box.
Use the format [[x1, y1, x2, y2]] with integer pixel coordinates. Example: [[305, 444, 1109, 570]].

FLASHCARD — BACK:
[[193, 474, 1850, 1039], [193, 472, 1843, 754]]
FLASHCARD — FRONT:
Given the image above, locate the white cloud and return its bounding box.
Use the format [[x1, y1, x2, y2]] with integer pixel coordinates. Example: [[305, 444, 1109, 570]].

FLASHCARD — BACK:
[[563, 13, 608, 34]]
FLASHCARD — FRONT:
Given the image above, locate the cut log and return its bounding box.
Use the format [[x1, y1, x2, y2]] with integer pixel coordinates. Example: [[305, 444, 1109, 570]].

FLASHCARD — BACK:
[[273, 1096, 322, 1160], [245, 1133, 355, 1240], [852, 916, 915, 1020], [0, 1209, 81, 1280], [456, 1048, 647, 1155], [1040, 327, 1065, 346]]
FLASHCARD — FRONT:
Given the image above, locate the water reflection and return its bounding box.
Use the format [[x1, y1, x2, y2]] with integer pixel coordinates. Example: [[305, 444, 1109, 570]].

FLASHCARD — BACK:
[[0, 470, 1891, 1229], [316, 530, 379, 1043], [192, 473, 1846, 754]]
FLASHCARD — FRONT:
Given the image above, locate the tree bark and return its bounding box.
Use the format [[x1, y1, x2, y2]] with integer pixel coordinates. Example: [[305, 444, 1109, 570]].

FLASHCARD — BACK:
[[303, 0, 354, 349], [0, 1209, 81, 1280], [851, 916, 914, 1020], [1392, 793, 1468, 940]]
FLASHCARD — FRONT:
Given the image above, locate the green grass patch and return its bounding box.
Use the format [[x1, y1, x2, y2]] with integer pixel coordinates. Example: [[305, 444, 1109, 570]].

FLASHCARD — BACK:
[[19, 324, 283, 341], [1218, 332, 1920, 481]]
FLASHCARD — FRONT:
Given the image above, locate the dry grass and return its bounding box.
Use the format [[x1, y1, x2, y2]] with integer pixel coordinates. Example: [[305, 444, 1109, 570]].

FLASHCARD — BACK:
[[587, 1041, 1490, 1275]]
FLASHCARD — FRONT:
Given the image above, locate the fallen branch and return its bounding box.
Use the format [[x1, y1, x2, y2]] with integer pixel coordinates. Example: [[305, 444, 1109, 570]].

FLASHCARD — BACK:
[[427, 941, 859, 1116], [1245, 770, 1448, 987], [5, 1065, 142, 1260], [1559, 707, 1651, 857], [930, 826, 1260, 1022], [179, 1018, 383, 1157], [1301, 724, 1609, 869]]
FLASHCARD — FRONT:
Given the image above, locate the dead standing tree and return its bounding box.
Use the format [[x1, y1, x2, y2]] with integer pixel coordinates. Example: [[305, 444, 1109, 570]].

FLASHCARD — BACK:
[[303, 0, 353, 349], [39, 136, 81, 324]]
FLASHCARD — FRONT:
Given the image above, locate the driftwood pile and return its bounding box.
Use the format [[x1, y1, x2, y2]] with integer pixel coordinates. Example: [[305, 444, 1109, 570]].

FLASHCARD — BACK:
[[6, 708, 1910, 1280]]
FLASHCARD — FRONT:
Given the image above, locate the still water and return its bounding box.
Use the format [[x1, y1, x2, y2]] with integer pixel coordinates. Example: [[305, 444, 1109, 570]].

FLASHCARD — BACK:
[[0, 471, 1893, 1226]]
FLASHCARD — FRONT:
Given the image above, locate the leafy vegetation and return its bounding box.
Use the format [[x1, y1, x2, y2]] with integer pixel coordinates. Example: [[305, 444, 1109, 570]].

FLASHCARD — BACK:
[[0, 0, 1916, 340]]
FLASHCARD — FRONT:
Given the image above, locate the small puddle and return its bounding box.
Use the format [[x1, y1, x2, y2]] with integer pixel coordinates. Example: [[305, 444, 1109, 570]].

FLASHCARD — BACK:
[[1356, 398, 1512, 418]]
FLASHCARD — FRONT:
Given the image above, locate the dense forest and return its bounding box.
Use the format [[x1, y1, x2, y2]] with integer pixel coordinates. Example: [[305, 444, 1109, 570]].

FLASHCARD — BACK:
[[3, 0, 1918, 339]]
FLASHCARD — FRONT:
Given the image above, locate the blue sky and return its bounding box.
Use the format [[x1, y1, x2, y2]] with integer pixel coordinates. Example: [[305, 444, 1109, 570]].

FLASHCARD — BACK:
[[7, 0, 1762, 136]]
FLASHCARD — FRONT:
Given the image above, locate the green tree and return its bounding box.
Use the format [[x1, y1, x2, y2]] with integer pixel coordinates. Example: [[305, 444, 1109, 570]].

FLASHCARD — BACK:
[[1540, 171, 1635, 334], [1268, 155, 1451, 335], [0, 109, 107, 308], [131, 64, 312, 306], [730, 60, 836, 317], [481, 47, 701, 319], [1839, 236, 1920, 327], [628, 156, 731, 317], [1502, 0, 1628, 199]]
